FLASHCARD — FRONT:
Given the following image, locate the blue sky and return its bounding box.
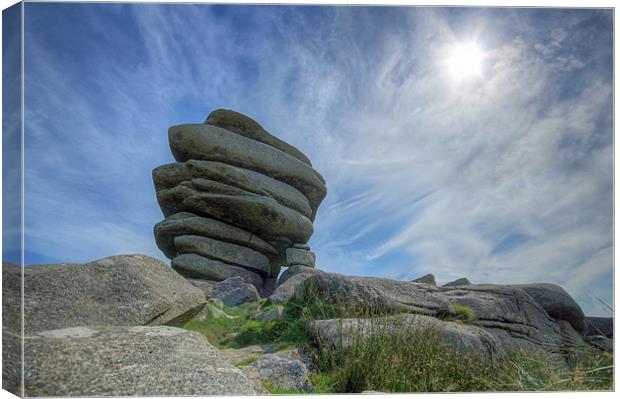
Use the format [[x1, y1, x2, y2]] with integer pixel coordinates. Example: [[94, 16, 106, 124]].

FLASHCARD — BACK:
[[5, 3, 613, 315]]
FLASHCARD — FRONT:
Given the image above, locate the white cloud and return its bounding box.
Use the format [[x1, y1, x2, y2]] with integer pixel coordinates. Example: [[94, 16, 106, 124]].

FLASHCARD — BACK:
[[22, 6, 612, 315]]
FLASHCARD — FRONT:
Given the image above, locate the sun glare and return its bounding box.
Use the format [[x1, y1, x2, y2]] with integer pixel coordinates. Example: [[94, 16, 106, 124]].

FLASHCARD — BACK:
[[445, 42, 484, 82]]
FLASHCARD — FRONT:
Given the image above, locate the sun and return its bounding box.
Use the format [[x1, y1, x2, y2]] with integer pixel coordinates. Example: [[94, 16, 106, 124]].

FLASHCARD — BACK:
[[445, 42, 484, 82]]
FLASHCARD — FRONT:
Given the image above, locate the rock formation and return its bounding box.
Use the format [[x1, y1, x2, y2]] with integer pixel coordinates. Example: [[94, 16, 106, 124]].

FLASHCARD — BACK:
[[153, 109, 325, 294], [293, 272, 590, 365]]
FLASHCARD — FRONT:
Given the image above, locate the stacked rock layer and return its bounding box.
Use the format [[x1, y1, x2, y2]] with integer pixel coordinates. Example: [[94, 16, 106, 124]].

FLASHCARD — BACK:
[[153, 110, 326, 293]]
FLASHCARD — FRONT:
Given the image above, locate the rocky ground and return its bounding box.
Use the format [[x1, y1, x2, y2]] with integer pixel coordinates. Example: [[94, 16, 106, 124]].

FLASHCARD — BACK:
[[2, 254, 613, 396]]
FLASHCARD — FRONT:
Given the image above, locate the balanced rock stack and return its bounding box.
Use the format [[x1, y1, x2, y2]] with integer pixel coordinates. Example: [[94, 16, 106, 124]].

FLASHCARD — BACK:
[[153, 110, 326, 294]]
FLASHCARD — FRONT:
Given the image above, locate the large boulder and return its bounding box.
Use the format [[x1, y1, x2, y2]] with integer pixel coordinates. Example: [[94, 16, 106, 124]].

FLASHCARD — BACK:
[[246, 354, 313, 392], [295, 273, 454, 317], [205, 109, 313, 167], [308, 314, 506, 365], [511, 283, 586, 333], [211, 277, 261, 307], [277, 265, 322, 286], [285, 247, 316, 267], [5, 255, 206, 334], [440, 284, 583, 361], [269, 267, 324, 305], [22, 326, 256, 396]]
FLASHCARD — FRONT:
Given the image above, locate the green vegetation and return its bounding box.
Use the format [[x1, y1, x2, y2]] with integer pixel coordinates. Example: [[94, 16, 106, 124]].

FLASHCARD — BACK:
[[236, 356, 258, 366], [450, 304, 476, 323], [183, 297, 613, 393]]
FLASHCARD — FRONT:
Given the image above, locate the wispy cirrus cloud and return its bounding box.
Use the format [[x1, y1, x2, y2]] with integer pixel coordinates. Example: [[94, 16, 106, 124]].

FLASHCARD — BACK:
[[19, 5, 612, 315]]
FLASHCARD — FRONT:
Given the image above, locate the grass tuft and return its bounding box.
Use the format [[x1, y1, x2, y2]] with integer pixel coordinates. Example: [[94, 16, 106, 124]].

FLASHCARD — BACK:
[[450, 304, 476, 323], [183, 295, 613, 393]]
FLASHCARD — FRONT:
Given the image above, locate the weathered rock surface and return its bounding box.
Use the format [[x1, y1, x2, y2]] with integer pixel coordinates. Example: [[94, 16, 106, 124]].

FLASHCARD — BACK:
[[246, 354, 313, 392], [23, 326, 256, 396], [295, 272, 584, 362], [205, 109, 313, 167], [211, 277, 261, 307], [411, 273, 436, 285], [172, 253, 264, 287], [442, 277, 471, 287], [585, 316, 613, 338], [440, 284, 582, 360], [175, 235, 271, 274], [308, 314, 506, 365], [285, 247, 316, 267], [270, 269, 325, 305], [295, 273, 454, 316], [5, 255, 205, 334], [2, 263, 22, 396], [185, 277, 217, 298], [153, 111, 326, 292], [511, 283, 586, 333], [155, 212, 277, 259], [168, 123, 326, 213], [154, 160, 313, 218], [277, 265, 322, 286]]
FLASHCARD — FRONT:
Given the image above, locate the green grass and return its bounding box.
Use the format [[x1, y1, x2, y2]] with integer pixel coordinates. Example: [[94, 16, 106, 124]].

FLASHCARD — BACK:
[[236, 356, 258, 366], [182, 300, 265, 347], [183, 296, 613, 393], [450, 304, 476, 323], [310, 315, 613, 393]]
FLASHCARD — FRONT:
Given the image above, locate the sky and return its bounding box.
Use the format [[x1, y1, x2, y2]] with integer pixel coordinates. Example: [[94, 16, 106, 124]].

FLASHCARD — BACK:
[[2, 3, 613, 315]]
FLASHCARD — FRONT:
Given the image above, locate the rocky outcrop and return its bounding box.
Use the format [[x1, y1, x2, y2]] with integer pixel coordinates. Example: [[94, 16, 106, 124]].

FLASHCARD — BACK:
[[511, 283, 586, 333], [308, 314, 506, 365], [3, 255, 206, 334], [295, 273, 454, 317], [439, 284, 584, 361], [22, 326, 256, 396], [442, 277, 471, 287], [154, 110, 326, 292], [295, 272, 586, 362], [411, 273, 436, 285]]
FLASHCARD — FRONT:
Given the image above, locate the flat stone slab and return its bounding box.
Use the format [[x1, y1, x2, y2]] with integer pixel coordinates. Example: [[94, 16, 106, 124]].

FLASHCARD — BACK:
[[285, 247, 316, 267], [175, 234, 271, 274], [23, 326, 256, 396], [172, 253, 263, 288], [154, 212, 277, 259], [205, 109, 313, 166]]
